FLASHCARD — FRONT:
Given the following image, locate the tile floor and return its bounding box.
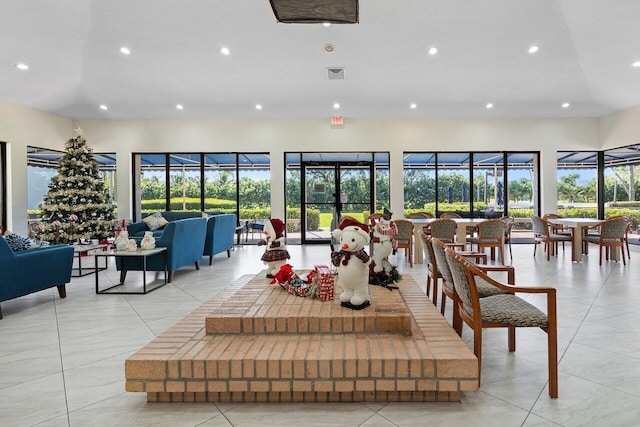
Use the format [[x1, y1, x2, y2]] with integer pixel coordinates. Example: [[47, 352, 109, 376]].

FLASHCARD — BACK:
[[1, 243, 639, 426]]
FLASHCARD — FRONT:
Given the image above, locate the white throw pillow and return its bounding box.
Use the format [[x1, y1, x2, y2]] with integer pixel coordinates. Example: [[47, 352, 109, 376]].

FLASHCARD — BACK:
[[142, 213, 168, 231]]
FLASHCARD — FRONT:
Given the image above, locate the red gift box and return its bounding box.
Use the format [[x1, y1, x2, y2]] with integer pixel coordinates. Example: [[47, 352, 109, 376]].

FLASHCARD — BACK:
[[314, 265, 335, 301]]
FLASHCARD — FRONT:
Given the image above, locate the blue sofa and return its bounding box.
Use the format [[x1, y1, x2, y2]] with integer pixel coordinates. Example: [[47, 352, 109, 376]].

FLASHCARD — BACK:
[[118, 217, 207, 283], [0, 237, 74, 319], [129, 211, 236, 265]]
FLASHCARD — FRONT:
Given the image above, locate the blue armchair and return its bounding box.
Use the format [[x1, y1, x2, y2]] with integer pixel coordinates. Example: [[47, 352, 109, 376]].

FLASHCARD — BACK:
[[0, 237, 74, 319], [203, 213, 236, 265], [118, 217, 207, 283]]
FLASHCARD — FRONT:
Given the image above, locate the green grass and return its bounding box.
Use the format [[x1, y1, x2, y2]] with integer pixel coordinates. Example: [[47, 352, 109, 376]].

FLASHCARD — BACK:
[[318, 212, 365, 228]]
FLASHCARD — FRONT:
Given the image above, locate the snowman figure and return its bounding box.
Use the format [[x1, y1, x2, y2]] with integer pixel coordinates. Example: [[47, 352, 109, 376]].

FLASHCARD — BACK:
[[258, 218, 290, 278], [330, 218, 373, 309], [370, 208, 398, 274]]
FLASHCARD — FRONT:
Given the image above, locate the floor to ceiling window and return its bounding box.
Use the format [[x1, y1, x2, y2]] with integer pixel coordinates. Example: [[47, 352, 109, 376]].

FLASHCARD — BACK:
[[404, 151, 539, 221], [557, 151, 598, 218], [285, 152, 389, 244], [603, 144, 640, 240], [133, 152, 269, 229]]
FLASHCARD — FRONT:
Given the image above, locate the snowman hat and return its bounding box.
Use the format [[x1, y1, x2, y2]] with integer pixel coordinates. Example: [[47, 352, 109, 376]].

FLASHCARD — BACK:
[[336, 217, 370, 240], [268, 218, 285, 238]]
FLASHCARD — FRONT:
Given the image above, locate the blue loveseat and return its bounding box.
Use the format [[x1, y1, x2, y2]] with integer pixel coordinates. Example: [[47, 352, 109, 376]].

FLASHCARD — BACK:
[[0, 237, 74, 319], [118, 217, 207, 283], [128, 211, 237, 265]]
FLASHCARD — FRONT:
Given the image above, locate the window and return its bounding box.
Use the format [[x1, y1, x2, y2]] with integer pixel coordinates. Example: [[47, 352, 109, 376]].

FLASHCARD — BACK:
[[557, 151, 598, 218], [133, 152, 270, 227], [404, 151, 539, 220]]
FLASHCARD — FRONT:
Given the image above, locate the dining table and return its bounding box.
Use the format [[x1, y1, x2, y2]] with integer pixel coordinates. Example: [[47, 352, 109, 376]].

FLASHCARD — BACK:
[[546, 217, 613, 263], [409, 217, 488, 264]]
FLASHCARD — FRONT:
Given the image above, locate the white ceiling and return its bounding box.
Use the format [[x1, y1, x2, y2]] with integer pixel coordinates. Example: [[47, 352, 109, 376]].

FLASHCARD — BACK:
[[1, 0, 640, 120]]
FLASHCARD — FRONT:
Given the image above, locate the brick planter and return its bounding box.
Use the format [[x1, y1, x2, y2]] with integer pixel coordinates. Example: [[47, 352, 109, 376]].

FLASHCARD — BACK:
[[125, 272, 478, 403]]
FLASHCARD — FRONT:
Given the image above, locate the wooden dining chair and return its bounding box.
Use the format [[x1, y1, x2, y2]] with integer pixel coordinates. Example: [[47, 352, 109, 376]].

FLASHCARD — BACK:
[[582, 216, 628, 265], [406, 211, 434, 219], [501, 216, 515, 260], [392, 219, 414, 267], [445, 247, 558, 398], [431, 237, 512, 334], [418, 231, 441, 305], [466, 219, 506, 264], [531, 216, 573, 261]]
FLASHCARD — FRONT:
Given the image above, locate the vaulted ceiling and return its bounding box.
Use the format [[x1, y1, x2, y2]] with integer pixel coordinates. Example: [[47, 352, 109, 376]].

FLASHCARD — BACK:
[[2, 0, 640, 120]]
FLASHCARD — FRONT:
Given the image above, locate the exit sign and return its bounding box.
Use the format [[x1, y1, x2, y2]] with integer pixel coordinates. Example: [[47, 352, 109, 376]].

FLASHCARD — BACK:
[[331, 116, 343, 125]]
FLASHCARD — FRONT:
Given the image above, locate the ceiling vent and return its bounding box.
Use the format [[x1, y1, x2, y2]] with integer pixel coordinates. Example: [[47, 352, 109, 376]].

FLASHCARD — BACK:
[[326, 67, 346, 80]]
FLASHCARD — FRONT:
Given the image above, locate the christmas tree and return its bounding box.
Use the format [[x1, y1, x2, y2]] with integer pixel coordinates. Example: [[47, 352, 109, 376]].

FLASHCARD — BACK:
[[38, 130, 116, 244]]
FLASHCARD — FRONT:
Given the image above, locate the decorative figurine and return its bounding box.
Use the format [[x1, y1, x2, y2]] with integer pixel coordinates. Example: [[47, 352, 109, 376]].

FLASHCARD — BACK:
[[258, 218, 290, 278], [115, 230, 129, 251], [370, 208, 397, 274], [140, 231, 156, 249], [124, 239, 138, 251], [331, 218, 372, 310]]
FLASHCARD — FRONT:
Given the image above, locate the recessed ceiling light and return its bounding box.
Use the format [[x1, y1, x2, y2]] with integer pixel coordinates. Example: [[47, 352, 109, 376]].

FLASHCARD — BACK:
[[528, 45, 539, 54], [333, 103, 340, 109], [99, 105, 108, 111], [120, 46, 131, 55], [410, 103, 417, 109], [220, 47, 230, 55], [562, 102, 570, 108], [632, 61, 640, 67], [486, 103, 493, 109], [255, 104, 262, 110], [428, 47, 438, 55], [16, 63, 29, 70], [323, 22, 331, 27], [176, 104, 184, 110]]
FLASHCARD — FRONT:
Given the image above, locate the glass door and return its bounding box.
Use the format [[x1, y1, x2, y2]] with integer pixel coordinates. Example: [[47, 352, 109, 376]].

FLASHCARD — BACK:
[[301, 162, 373, 244]]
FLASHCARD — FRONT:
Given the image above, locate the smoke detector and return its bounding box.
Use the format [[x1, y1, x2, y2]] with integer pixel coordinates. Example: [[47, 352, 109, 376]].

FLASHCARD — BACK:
[[326, 67, 346, 80], [324, 43, 335, 53]]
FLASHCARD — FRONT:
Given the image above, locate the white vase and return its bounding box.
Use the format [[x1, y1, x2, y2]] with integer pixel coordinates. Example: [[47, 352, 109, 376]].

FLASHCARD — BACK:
[[115, 230, 129, 250]]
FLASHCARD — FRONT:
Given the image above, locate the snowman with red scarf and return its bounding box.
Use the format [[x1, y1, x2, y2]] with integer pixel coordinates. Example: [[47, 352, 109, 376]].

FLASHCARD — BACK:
[[258, 218, 290, 278], [330, 218, 372, 310]]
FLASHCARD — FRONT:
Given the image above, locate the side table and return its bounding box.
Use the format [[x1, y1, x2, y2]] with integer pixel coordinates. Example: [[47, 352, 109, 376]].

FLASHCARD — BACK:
[[72, 244, 109, 277], [94, 247, 167, 294]]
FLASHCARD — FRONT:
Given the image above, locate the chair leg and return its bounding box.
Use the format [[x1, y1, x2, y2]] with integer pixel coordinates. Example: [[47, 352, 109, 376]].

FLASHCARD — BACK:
[[0, 304, 2, 319], [56, 285, 67, 299], [426, 275, 432, 298], [120, 269, 127, 283], [474, 326, 483, 387], [209, 255, 213, 266], [195, 261, 200, 270], [168, 271, 174, 283], [452, 305, 462, 336], [440, 292, 446, 315], [599, 246, 603, 266], [432, 279, 438, 307], [621, 244, 627, 266], [548, 325, 559, 398], [508, 325, 516, 352], [533, 241, 538, 257]]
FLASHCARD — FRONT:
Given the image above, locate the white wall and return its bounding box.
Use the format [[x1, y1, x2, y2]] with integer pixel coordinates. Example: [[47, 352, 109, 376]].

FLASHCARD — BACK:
[[0, 100, 72, 234], [600, 106, 640, 150]]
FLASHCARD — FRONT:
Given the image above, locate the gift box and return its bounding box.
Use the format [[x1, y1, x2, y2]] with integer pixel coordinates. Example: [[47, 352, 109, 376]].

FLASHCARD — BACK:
[[314, 264, 335, 301]]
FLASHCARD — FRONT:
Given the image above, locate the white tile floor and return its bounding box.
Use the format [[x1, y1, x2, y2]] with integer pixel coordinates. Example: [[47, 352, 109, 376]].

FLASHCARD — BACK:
[[1, 243, 640, 426]]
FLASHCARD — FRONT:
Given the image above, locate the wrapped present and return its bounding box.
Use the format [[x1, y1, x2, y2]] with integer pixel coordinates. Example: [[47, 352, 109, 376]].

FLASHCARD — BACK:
[[314, 264, 335, 301]]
